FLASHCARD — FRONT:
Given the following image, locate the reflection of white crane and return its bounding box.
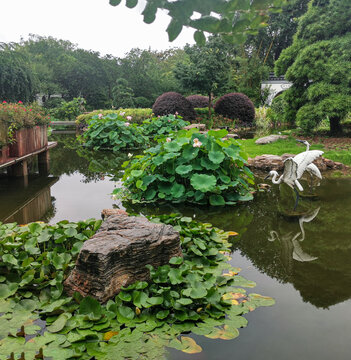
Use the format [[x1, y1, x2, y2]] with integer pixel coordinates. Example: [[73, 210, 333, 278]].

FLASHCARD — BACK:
[[265, 148, 324, 208], [268, 207, 320, 263]]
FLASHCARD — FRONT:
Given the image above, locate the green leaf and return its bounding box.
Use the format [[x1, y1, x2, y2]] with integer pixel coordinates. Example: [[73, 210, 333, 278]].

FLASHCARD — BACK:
[[147, 296, 163, 306], [0, 283, 18, 298], [2, 254, 17, 266], [175, 164, 193, 175], [190, 174, 217, 192], [194, 30, 206, 46], [126, 0, 138, 9], [109, 0, 122, 6], [167, 18, 183, 42], [164, 141, 181, 152], [171, 183, 185, 198], [142, 2, 157, 24], [131, 170, 143, 177], [183, 146, 199, 160], [64, 227, 78, 237], [208, 129, 228, 138], [79, 296, 102, 321], [169, 256, 183, 265], [47, 313, 72, 333], [117, 305, 135, 320], [208, 150, 225, 164], [209, 194, 225, 206], [176, 298, 193, 305], [28, 222, 42, 234], [156, 310, 170, 320]]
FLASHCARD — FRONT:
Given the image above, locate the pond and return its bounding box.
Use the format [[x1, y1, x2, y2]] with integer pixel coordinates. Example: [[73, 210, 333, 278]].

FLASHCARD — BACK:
[[1, 134, 351, 359]]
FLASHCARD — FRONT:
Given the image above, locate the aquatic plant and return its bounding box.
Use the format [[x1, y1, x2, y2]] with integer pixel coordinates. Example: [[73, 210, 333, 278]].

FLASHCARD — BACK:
[[79, 113, 149, 151], [0, 215, 274, 359], [116, 128, 254, 205], [142, 114, 190, 139]]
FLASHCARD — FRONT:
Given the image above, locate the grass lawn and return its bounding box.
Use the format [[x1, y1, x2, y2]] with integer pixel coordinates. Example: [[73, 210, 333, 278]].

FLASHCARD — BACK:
[[238, 136, 351, 166]]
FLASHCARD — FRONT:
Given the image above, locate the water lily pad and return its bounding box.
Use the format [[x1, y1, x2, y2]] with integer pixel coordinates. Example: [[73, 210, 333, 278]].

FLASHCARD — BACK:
[[175, 165, 193, 175], [208, 150, 225, 164], [190, 174, 216, 192]]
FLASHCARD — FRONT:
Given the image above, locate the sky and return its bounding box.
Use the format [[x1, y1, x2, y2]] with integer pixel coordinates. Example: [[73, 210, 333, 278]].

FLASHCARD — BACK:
[[0, 0, 195, 58]]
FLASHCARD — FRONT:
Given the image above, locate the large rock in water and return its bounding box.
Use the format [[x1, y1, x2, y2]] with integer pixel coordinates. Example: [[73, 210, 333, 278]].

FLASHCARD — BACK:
[[64, 213, 182, 303]]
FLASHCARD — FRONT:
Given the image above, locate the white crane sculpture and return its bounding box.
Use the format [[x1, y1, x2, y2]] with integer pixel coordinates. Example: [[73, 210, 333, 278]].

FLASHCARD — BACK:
[[265, 142, 324, 208], [296, 139, 323, 181]]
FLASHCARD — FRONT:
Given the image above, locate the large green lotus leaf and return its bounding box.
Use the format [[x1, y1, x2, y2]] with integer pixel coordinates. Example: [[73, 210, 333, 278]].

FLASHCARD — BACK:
[[208, 129, 228, 138], [152, 156, 167, 166], [182, 146, 199, 160], [164, 141, 181, 152], [142, 175, 156, 187], [219, 173, 231, 184], [163, 152, 179, 161], [209, 194, 225, 206], [145, 188, 157, 200], [175, 165, 193, 175], [0, 283, 18, 299], [171, 183, 185, 198], [190, 174, 216, 192], [131, 170, 143, 177], [79, 296, 103, 321], [208, 150, 225, 164], [201, 157, 219, 170]]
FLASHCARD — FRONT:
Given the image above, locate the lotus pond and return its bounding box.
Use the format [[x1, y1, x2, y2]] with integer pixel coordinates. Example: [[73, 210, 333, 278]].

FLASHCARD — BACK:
[[1, 134, 351, 360]]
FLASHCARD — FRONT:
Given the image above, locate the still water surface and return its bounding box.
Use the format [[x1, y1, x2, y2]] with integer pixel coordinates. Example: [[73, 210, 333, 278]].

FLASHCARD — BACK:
[[1, 135, 350, 360]]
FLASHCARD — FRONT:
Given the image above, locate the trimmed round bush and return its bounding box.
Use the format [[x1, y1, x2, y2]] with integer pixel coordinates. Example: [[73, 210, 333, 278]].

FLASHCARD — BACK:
[[214, 93, 255, 124], [186, 95, 209, 108], [152, 92, 196, 122]]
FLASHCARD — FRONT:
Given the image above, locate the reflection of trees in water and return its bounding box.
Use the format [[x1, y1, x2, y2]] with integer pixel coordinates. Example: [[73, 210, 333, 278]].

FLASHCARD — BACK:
[[49, 134, 128, 183], [232, 179, 351, 308]]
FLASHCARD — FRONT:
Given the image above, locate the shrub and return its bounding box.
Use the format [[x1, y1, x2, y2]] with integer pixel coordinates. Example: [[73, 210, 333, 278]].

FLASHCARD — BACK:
[[79, 113, 149, 151], [134, 96, 152, 108], [214, 93, 255, 124], [142, 114, 190, 138], [152, 92, 196, 122], [186, 95, 209, 108], [50, 97, 86, 121], [76, 108, 153, 126], [255, 106, 274, 129], [115, 128, 254, 206], [270, 95, 287, 124]]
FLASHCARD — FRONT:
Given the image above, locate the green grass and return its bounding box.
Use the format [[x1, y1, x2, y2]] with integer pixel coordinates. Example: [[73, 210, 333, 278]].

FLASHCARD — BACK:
[[238, 136, 351, 166]]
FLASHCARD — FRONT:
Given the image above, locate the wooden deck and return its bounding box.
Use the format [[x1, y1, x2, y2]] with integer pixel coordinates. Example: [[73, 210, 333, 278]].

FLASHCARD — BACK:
[[0, 141, 57, 169], [50, 121, 76, 127]]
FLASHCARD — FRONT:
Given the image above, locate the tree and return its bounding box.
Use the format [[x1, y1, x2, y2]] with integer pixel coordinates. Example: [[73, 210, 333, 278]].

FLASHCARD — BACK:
[[112, 78, 135, 108], [110, 0, 286, 45], [174, 36, 233, 114], [275, 0, 351, 134], [0, 43, 35, 102]]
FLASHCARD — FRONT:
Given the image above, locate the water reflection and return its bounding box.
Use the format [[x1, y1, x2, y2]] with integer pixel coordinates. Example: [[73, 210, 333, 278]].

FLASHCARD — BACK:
[[0, 175, 58, 224]]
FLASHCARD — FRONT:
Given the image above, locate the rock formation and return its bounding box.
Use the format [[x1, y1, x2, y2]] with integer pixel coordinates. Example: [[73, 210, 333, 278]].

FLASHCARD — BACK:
[[64, 213, 182, 303]]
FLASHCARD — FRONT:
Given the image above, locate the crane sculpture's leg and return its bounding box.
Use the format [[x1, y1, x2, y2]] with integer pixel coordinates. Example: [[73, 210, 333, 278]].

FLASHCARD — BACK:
[[293, 187, 300, 211]]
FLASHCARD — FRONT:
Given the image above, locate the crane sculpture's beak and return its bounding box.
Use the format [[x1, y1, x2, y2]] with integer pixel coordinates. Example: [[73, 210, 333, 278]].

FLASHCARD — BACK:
[[296, 139, 304, 144], [264, 174, 270, 180]]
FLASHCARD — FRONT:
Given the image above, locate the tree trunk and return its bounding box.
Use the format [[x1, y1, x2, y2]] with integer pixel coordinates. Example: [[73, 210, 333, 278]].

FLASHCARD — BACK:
[[329, 118, 343, 135], [208, 93, 212, 119]]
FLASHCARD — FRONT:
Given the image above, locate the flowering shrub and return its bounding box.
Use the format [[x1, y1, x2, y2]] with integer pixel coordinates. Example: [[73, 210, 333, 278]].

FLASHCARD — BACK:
[[0, 101, 50, 146], [79, 113, 148, 151], [142, 114, 190, 139], [114, 129, 254, 205]]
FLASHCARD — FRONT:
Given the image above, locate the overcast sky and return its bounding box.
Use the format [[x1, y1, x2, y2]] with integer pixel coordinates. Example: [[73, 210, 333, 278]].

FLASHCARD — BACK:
[[0, 0, 195, 57]]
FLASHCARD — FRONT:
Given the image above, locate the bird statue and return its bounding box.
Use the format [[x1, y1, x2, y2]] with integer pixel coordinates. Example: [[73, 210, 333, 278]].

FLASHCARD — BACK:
[[265, 148, 324, 209], [296, 139, 323, 181]]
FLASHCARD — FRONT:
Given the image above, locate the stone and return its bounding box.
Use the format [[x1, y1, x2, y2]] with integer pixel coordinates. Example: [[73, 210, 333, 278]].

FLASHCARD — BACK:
[[64, 213, 182, 303], [101, 208, 128, 219], [255, 135, 288, 145], [184, 123, 206, 130]]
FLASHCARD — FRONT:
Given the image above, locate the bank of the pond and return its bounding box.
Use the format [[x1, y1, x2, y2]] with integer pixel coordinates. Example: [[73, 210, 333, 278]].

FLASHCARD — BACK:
[[1, 134, 351, 359], [239, 137, 351, 167]]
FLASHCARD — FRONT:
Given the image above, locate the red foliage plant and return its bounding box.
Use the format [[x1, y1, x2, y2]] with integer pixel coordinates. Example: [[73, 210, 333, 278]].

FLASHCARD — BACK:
[[214, 93, 255, 124], [152, 92, 196, 122], [186, 95, 209, 108]]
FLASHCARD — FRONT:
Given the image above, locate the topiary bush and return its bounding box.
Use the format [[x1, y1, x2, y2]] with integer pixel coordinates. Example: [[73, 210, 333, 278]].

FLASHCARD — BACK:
[[79, 113, 148, 151], [186, 95, 209, 108], [114, 128, 254, 206], [214, 93, 255, 125], [152, 92, 196, 122]]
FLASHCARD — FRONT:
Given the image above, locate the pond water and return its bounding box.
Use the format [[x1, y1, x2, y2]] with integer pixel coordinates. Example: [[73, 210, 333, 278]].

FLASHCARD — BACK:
[[1, 134, 351, 359]]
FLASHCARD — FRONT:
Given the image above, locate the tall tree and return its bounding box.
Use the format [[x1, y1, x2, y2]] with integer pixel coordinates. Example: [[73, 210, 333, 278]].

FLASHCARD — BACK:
[[0, 43, 34, 102], [275, 0, 351, 134], [174, 36, 233, 114]]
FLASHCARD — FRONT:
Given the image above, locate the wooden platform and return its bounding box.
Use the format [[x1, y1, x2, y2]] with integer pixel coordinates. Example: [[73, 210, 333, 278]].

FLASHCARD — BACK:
[[0, 141, 57, 169], [50, 121, 77, 127]]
